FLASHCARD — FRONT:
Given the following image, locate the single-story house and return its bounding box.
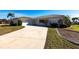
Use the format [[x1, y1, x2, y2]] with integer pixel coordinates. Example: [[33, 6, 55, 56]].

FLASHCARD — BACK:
[[29, 15, 70, 27]]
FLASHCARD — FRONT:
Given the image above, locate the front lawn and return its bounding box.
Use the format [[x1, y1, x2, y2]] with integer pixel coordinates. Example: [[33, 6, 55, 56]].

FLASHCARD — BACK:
[[65, 25, 79, 32], [0, 26, 24, 35], [44, 28, 79, 49]]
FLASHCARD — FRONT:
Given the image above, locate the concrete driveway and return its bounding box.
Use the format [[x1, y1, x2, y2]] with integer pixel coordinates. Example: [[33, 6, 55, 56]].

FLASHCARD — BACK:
[[0, 26, 48, 49]]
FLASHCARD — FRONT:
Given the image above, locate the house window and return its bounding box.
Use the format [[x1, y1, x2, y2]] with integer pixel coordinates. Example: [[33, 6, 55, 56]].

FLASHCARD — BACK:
[[39, 19, 48, 23], [40, 20, 45, 23]]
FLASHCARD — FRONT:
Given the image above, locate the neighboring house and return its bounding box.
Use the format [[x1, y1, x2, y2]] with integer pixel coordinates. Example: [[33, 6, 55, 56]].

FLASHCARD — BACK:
[[30, 15, 70, 27], [0, 19, 9, 25]]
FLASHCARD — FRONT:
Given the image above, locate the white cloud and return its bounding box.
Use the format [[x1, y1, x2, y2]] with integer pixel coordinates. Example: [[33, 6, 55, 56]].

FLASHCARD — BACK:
[[70, 14, 79, 18]]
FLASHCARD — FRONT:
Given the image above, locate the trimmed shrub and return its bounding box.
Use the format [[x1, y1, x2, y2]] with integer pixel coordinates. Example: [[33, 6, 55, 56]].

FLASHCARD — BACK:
[[18, 20, 22, 26], [58, 19, 71, 28], [50, 23, 58, 28], [64, 20, 71, 27]]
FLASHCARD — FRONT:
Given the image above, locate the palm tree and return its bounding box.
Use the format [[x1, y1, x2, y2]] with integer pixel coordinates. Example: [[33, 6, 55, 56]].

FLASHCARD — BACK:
[[7, 12, 15, 20], [7, 12, 16, 26], [72, 17, 79, 23]]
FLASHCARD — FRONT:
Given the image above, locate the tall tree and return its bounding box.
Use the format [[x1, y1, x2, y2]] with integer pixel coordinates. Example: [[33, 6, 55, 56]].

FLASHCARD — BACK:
[[7, 12, 15, 19], [64, 15, 70, 20]]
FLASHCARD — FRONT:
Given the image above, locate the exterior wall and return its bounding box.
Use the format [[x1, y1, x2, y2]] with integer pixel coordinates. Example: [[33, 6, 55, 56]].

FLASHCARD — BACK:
[[36, 18, 47, 26], [28, 19, 33, 25], [35, 18, 40, 25], [48, 18, 60, 23], [34, 17, 61, 26]]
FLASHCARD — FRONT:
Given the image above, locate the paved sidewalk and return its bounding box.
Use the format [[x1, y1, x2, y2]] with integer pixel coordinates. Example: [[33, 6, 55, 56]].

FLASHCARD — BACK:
[[0, 26, 48, 49]]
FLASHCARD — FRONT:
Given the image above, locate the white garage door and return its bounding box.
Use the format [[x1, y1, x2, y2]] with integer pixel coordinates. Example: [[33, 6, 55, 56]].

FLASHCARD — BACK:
[[22, 22, 28, 26]]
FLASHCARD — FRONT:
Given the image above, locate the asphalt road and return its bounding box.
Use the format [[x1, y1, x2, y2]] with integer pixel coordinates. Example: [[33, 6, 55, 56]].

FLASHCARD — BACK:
[[58, 28, 79, 44]]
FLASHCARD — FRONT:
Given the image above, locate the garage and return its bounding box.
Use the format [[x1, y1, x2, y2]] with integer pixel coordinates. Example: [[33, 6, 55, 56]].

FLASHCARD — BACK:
[[22, 22, 29, 26]]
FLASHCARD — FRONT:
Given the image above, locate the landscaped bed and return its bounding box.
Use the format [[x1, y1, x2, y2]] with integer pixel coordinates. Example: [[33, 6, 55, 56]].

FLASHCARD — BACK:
[[0, 26, 24, 35], [44, 28, 79, 49], [65, 25, 79, 32]]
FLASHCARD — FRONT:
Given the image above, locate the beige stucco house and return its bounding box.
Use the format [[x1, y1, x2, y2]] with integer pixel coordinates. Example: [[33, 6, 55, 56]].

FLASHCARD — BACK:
[[29, 15, 68, 27]]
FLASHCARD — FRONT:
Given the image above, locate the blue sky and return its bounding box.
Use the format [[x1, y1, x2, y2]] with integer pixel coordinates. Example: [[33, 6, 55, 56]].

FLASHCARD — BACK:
[[0, 10, 79, 19]]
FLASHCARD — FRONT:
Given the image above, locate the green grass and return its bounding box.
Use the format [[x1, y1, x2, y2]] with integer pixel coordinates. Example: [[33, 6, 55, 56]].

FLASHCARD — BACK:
[[44, 28, 79, 49], [65, 25, 79, 32], [0, 26, 24, 35]]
